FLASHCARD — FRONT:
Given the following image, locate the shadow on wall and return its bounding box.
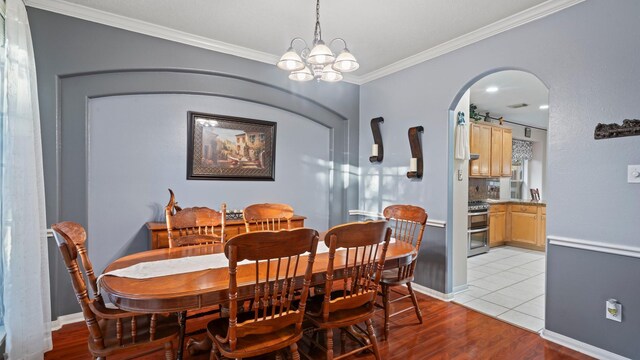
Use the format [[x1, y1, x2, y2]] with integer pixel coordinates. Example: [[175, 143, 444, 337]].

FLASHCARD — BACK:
[[362, 165, 415, 213]]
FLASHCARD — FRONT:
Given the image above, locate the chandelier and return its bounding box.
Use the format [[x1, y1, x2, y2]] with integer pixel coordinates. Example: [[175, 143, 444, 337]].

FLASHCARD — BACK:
[[276, 0, 359, 82]]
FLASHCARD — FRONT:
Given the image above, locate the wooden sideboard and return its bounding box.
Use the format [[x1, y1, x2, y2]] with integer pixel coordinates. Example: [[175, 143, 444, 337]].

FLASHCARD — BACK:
[[146, 215, 306, 249]]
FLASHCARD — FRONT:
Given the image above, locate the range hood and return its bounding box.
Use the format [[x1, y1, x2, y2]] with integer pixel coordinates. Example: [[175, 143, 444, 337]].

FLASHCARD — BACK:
[[470, 153, 480, 160]]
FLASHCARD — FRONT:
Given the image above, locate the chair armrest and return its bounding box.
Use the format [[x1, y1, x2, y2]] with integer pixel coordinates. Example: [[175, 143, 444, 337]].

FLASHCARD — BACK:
[[89, 300, 144, 319]]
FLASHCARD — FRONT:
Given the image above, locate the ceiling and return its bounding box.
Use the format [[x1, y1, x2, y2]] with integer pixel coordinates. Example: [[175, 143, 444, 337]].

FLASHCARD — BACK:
[[34, 0, 584, 83], [470, 70, 549, 129]]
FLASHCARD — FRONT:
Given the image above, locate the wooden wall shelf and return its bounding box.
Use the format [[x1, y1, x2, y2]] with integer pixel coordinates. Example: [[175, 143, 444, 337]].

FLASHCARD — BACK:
[[369, 117, 384, 163], [407, 126, 424, 179]]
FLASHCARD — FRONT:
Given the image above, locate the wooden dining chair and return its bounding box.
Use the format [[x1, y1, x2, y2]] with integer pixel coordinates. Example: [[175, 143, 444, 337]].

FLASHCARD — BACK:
[[206, 228, 319, 360], [377, 204, 428, 340], [243, 203, 294, 232], [51, 221, 180, 360], [165, 188, 227, 248], [302, 220, 391, 360]]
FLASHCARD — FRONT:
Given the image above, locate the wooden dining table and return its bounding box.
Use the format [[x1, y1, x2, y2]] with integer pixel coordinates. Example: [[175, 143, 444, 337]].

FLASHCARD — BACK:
[[100, 235, 416, 359]]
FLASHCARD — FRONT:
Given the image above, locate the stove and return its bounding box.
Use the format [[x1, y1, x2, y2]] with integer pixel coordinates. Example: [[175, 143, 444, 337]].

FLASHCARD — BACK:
[[468, 200, 489, 212]]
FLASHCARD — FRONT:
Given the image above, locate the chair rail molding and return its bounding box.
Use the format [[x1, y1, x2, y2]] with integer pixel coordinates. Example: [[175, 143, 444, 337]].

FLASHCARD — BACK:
[[541, 329, 631, 360], [548, 235, 640, 259], [348, 210, 446, 228]]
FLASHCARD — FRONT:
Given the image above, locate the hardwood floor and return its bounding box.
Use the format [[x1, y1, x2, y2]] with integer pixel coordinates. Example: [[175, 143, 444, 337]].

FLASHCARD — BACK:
[[45, 292, 592, 359]]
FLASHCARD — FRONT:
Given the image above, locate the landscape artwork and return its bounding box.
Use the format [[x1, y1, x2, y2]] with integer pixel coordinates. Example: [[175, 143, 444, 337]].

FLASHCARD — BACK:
[[187, 112, 277, 180]]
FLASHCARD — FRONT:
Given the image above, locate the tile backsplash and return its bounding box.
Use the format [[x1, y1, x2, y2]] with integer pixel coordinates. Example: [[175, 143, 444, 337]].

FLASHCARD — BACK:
[[469, 178, 500, 201]]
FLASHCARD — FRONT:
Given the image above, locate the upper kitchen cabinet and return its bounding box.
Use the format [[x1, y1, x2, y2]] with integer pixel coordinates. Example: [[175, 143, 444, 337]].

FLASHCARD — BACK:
[[470, 122, 511, 178], [470, 122, 491, 177]]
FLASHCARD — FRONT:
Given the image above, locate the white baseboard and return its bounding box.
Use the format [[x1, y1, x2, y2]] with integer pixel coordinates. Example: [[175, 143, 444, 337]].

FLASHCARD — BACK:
[[452, 284, 469, 294], [540, 329, 630, 360], [410, 282, 454, 302], [50, 312, 84, 331]]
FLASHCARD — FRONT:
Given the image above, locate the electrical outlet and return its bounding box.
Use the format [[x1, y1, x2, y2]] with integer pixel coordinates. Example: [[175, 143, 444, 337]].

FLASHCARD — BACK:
[[606, 299, 622, 322]]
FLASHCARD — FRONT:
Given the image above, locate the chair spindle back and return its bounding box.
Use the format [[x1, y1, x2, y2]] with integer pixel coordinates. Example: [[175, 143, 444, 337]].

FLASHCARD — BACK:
[[383, 205, 428, 281], [218, 228, 319, 352], [243, 203, 294, 232], [165, 189, 226, 247], [321, 221, 392, 321]]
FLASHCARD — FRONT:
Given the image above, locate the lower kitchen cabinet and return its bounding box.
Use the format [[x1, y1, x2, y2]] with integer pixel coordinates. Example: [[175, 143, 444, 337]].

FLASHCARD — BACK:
[[488, 202, 546, 250]]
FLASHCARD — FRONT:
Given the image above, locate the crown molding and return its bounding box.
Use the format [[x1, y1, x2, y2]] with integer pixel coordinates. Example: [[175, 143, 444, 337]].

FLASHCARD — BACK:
[[356, 0, 585, 84], [25, 0, 583, 86]]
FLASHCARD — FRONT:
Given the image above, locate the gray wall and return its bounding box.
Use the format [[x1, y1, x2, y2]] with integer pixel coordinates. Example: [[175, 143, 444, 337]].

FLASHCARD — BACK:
[[88, 94, 332, 274], [27, 8, 360, 319], [359, 0, 639, 357]]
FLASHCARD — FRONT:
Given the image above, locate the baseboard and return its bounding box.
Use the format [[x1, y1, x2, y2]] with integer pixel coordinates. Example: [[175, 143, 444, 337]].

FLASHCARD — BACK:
[[540, 329, 631, 360], [410, 282, 454, 302], [50, 312, 84, 331]]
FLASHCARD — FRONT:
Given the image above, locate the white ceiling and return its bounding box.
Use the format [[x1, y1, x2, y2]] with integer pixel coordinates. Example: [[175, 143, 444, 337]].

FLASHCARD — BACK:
[[35, 0, 584, 82], [470, 70, 549, 129]]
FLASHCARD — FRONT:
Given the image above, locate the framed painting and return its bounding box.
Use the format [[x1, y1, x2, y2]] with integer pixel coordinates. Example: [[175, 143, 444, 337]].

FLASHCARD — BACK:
[[187, 112, 277, 180]]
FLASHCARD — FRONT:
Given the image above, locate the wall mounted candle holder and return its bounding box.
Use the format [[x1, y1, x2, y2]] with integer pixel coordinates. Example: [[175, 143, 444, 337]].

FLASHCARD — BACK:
[[407, 126, 424, 179], [369, 117, 384, 163]]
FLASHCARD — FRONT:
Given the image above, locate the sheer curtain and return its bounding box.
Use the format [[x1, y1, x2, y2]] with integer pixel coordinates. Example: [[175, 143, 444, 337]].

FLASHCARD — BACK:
[[2, 0, 52, 358]]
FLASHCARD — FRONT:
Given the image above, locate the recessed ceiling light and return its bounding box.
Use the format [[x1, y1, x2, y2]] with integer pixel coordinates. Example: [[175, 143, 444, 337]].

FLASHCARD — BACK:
[[486, 86, 499, 93], [539, 104, 549, 110]]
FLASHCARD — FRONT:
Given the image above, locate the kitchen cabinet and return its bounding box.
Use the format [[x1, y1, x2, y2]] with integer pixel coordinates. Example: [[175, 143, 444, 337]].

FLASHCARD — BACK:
[[488, 202, 546, 250], [470, 122, 512, 178], [489, 204, 506, 246], [470, 123, 491, 177]]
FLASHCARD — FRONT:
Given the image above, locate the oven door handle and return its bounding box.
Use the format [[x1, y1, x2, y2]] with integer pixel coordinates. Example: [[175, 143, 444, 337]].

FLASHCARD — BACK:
[[468, 211, 488, 216], [468, 227, 489, 233]]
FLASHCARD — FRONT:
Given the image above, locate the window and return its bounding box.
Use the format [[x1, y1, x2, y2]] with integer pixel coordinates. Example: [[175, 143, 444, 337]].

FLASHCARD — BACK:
[[249, 134, 256, 144]]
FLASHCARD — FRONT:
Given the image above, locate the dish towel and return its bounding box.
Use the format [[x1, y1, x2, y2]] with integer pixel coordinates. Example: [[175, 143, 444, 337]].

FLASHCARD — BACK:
[[454, 111, 470, 160]]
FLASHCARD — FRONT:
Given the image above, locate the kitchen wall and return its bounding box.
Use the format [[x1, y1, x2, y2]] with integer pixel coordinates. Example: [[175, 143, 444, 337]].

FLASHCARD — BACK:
[[359, 0, 640, 357], [504, 121, 547, 199], [27, 8, 360, 319]]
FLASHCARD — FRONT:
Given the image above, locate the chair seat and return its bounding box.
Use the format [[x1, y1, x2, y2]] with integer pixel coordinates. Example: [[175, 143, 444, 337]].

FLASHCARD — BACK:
[[207, 310, 302, 358], [379, 268, 414, 286], [89, 313, 180, 357], [304, 291, 375, 329]]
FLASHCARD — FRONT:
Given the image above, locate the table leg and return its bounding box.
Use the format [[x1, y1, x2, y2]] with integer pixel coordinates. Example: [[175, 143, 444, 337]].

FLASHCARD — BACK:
[[177, 311, 187, 360], [187, 337, 212, 356]]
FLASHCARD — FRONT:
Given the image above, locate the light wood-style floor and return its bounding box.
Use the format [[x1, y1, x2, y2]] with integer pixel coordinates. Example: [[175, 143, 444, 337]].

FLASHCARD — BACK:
[[44, 291, 592, 359]]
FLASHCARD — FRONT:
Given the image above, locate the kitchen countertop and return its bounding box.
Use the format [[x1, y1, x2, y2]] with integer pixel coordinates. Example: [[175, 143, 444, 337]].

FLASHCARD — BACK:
[[487, 199, 546, 206]]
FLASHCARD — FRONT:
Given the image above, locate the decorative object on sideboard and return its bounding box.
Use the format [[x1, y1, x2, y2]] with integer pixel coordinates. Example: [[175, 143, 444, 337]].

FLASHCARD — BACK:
[[187, 112, 277, 180], [276, 0, 359, 82], [369, 117, 384, 163], [226, 209, 244, 220], [594, 119, 640, 139], [407, 126, 424, 179]]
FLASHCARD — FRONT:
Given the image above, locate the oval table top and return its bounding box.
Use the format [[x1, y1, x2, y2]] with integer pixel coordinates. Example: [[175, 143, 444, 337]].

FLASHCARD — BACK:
[[101, 238, 415, 313]]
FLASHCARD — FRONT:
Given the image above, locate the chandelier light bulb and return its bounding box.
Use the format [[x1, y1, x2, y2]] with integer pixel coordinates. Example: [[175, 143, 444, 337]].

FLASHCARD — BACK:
[[289, 66, 314, 82], [332, 49, 359, 72], [307, 41, 335, 65], [321, 65, 343, 82], [277, 48, 305, 71]]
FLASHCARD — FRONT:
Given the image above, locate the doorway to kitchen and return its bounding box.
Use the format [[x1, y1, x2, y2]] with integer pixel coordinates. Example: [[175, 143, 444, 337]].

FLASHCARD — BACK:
[[450, 70, 549, 332]]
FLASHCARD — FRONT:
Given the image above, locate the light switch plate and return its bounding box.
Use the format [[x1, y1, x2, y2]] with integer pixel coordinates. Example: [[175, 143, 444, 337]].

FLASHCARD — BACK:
[[628, 165, 640, 183]]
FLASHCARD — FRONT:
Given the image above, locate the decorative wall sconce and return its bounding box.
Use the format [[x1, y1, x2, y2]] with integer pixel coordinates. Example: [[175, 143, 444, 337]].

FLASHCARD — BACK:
[[407, 126, 424, 179], [369, 117, 384, 163]]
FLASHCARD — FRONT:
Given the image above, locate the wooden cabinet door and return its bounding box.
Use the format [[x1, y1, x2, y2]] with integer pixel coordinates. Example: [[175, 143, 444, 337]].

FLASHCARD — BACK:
[[489, 211, 506, 246], [470, 123, 482, 176], [502, 129, 512, 177], [510, 212, 537, 245], [537, 212, 546, 247], [491, 127, 503, 177], [479, 125, 491, 176]]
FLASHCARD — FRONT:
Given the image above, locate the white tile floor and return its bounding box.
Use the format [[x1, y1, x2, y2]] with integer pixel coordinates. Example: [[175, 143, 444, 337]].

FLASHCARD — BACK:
[[453, 246, 546, 333]]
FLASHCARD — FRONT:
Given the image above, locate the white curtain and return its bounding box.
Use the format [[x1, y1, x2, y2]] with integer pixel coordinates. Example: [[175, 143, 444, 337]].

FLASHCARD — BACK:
[[2, 0, 52, 359]]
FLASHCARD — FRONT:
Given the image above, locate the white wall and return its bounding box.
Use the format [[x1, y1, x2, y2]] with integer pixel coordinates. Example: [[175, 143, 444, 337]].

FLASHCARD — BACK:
[[87, 94, 331, 273], [452, 90, 470, 291]]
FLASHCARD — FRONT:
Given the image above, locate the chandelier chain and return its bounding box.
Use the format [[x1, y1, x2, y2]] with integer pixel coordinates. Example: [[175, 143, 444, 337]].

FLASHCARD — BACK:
[[314, 0, 322, 43]]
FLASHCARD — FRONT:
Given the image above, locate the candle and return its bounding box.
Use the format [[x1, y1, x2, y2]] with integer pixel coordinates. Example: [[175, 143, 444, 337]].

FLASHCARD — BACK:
[[372, 144, 379, 157], [410, 158, 418, 172]]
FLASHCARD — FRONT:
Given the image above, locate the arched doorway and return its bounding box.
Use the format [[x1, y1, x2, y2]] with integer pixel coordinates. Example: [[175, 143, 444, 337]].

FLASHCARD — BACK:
[[448, 69, 549, 332]]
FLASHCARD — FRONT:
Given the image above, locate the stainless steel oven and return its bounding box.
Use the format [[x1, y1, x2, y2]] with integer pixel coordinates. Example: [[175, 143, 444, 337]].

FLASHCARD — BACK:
[[468, 202, 489, 257]]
